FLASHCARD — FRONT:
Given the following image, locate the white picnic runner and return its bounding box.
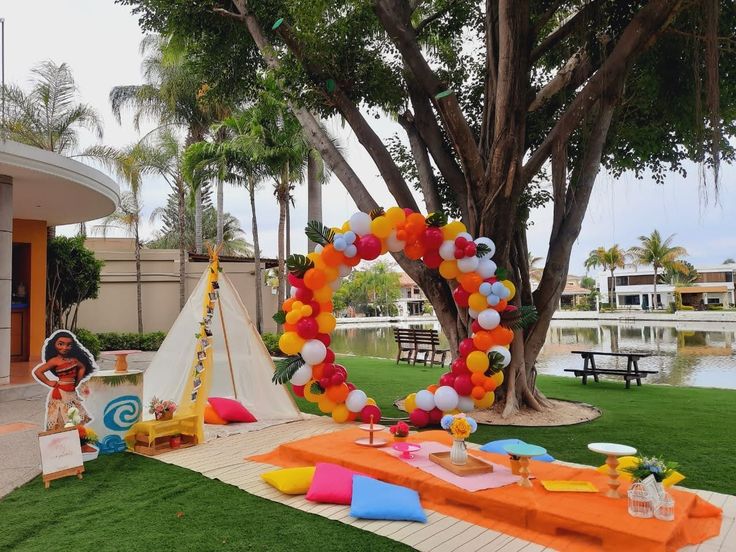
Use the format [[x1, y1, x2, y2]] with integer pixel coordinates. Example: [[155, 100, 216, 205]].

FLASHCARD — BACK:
[[381, 441, 520, 492]]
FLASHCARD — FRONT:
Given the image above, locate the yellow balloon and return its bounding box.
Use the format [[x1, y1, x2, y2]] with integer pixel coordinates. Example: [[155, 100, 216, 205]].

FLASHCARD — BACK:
[[502, 280, 516, 301], [316, 312, 337, 333], [303, 380, 320, 403], [370, 216, 393, 239], [469, 293, 488, 312], [385, 207, 406, 226], [285, 310, 301, 325], [404, 393, 417, 413], [466, 350, 490, 373], [322, 265, 339, 282], [313, 286, 333, 303], [365, 398, 377, 406], [490, 370, 504, 388], [441, 221, 466, 241], [318, 394, 337, 414], [331, 403, 350, 423], [279, 332, 305, 355], [301, 305, 313, 317], [439, 260, 459, 280], [341, 221, 351, 232], [474, 391, 495, 409]]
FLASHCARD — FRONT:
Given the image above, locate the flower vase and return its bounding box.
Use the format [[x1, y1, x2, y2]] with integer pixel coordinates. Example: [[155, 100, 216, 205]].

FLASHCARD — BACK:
[[450, 439, 467, 465], [156, 411, 173, 421]]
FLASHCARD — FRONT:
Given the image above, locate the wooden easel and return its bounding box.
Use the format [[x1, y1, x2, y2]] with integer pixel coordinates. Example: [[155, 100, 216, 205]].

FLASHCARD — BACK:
[[38, 427, 85, 489], [43, 466, 84, 489]]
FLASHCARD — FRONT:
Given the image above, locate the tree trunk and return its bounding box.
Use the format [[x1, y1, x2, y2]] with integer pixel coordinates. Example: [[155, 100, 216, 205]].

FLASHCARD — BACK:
[[177, 178, 186, 310], [216, 179, 224, 247], [47, 226, 56, 240], [610, 269, 615, 310], [653, 266, 658, 309], [307, 152, 322, 252], [249, 177, 263, 334], [285, 194, 291, 300], [135, 222, 143, 335], [195, 185, 203, 254], [276, 170, 287, 334]]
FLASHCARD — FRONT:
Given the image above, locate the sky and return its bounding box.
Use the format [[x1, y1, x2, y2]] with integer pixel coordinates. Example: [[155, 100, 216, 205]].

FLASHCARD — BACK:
[[3, 1, 735, 276]]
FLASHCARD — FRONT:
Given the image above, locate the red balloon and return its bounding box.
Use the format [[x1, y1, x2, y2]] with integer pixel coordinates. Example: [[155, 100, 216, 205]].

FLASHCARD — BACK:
[[439, 372, 456, 387], [309, 300, 321, 316], [334, 364, 347, 378], [423, 250, 442, 269], [454, 248, 465, 259], [292, 384, 305, 397], [459, 338, 476, 358], [316, 333, 331, 346], [453, 374, 474, 395], [346, 382, 356, 391], [319, 377, 330, 389], [471, 320, 482, 333], [324, 348, 336, 364], [403, 208, 415, 216], [295, 287, 313, 302], [453, 286, 470, 307], [422, 227, 444, 249], [288, 273, 305, 288], [454, 236, 468, 248], [409, 408, 430, 428], [330, 372, 345, 386], [296, 317, 318, 339], [356, 234, 382, 260], [484, 276, 498, 284], [360, 404, 382, 424], [464, 243, 477, 257], [451, 357, 468, 375], [322, 363, 336, 378], [429, 407, 444, 424]]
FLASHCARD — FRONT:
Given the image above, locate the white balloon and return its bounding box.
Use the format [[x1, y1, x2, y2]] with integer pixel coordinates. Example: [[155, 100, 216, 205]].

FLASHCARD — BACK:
[[301, 339, 327, 365], [477, 259, 497, 279], [345, 389, 368, 413], [478, 308, 501, 330], [488, 345, 511, 368], [415, 389, 436, 411], [491, 281, 510, 299], [330, 278, 342, 291], [457, 395, 475, 413], [439, 240, 456, 261], [349, 212, 372, 236], [456, 232, 473, 242], [487, 294, 501, 306], [345, 244, 357, 258], [433, 386, 459, 412], [338, 264, 352, 278], [343, 231, 356, 244], [314, 244, 324, 254], [457, 255, 479, 273], [474, 237, 496, 259], [333, 237, 347, 251], [386, 231, 406, 252], [290, 363, 313, 386], [468, 308, 479, 319], [479, 282, 492, 296]]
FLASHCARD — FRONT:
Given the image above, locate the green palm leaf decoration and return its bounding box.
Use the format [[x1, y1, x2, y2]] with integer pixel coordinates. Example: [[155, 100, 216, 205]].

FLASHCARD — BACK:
[[500, 305, 538, 330], [272, 355, 305, 385], [426, 211, 448, 227], [273, 310, 286, 324], [485, 351, 506, 375], [369, 207, 385, 220], [287, 254, 315, 278], [495, 267, 508, 280], [310, 381, 325, 395], [475, 243, 492, 258], [305, 220, 335, 246]]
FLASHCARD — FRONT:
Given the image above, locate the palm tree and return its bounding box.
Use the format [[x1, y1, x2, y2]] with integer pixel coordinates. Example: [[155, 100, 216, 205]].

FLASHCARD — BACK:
[[527, 252, 544, 282], [629, 231, 688, 310], [584, 245, 627, 310], [724, 258, 735, 265], [2, 60, 103, 238]]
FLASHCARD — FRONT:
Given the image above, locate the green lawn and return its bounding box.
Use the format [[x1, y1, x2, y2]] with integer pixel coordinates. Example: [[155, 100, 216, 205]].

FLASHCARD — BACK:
[[2, 355, 733, 551]]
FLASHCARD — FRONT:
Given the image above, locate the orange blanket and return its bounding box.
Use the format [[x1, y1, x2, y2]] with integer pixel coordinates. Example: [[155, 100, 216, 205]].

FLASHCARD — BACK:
[[249, 429, 722, 552]]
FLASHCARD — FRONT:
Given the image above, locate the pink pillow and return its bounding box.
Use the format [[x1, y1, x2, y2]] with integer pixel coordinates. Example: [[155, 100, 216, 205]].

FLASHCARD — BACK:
[[208, 397, 257, 423], [306, 462, 367, 504]]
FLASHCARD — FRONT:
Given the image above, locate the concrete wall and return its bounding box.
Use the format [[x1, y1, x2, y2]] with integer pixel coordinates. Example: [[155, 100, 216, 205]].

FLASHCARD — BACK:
[[0, 176, 11, 384], [76, 239, 278, 335]]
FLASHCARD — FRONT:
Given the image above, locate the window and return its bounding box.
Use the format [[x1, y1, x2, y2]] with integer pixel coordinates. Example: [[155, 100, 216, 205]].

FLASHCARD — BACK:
[[621, 295, 640, 305], [615, 276, 629, 286], [707, 297, 722, 304]]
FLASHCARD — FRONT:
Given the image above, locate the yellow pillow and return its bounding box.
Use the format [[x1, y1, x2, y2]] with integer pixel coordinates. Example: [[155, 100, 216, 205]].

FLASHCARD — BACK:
[[261, 467, 316, 495], [596, 456, 685, 487]]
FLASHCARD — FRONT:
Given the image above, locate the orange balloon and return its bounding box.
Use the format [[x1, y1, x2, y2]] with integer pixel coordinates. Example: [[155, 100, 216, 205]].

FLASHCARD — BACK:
[[427, 384, 438, 393], [470, 372, 486, 386], [405, 213, 426, 239], [304, 268, 327, 290], [322, 265, 339, 282], [439, 260, 459, 280], [326, 382, 350, 403], [346, 411, 358, 422], [471, 385, 486, 400], [313, 286, 333, 303], [321, 244, 344, 267], [483, 377, 498, 391], [283, 297, 296, 312], [311, 363, 325, 380], [320, 300, 334, 313], [343, 254, 361, 267], [489, 326, 514, 346], [489, 370, 505, 388], [404, 241, 425, 260], [283, 323, 296, 332], [473, 330, 494, 351], [469, 293, 488, 312], [491, 299, 508, 312], [458, 272, 482, 293]]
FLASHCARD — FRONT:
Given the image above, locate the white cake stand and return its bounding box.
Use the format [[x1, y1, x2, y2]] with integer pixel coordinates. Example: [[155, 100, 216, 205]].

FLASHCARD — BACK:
[[588, 442, 637, 498], [355, 423, 388, 447]]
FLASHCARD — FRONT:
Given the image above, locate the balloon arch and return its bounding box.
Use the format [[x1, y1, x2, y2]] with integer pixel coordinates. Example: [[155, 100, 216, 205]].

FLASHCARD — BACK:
[[274, 207, 517, 428]]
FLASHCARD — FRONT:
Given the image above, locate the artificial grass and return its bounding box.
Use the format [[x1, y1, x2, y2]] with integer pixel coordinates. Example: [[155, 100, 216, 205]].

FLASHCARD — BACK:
[[296, 355, 736, 495], [0, 453, 412, 552]]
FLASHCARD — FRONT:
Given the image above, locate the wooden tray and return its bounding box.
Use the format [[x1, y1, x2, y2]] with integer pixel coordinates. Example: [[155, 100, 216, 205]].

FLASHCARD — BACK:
[[428, 452, 494, 476]]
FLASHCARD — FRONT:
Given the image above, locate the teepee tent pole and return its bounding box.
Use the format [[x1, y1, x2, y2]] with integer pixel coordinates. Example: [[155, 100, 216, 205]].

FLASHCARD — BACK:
[[217, 298, 238, 399]]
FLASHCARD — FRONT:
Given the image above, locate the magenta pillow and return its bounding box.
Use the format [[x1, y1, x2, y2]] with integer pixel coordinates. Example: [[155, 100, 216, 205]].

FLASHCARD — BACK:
[[208, 397, 257, 423], [306, 462, 367, 504]]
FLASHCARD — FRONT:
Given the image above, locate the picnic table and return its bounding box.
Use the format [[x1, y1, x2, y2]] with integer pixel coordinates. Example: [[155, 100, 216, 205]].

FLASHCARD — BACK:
[[393, 328, 448, 368], [564, 350, 657, 388]]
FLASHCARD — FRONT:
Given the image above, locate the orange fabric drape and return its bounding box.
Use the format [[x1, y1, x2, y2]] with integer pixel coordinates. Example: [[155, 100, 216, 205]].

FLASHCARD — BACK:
[[249, 429, 722, 552]]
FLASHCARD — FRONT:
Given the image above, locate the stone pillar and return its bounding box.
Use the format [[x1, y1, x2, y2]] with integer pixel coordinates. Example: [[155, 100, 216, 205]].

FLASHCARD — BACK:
[[0, 175, 12, 385]]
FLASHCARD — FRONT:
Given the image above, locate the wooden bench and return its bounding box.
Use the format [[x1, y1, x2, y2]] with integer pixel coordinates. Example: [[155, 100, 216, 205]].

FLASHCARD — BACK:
[[393, 328, 449, 368], [565, 350, 657, 389]]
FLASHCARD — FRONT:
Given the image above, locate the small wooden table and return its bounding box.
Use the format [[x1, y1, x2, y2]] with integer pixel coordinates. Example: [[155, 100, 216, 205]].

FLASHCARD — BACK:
[[101, 350, 142, 373], [588, 442, 637, 498], [126, 415, 199, 455], [566, 350, 657, 388], [503, 443, 547, 489]]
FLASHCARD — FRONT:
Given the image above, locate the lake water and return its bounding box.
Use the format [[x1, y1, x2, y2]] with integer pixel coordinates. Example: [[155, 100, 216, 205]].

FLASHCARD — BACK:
[[331, 320, 736, 389]]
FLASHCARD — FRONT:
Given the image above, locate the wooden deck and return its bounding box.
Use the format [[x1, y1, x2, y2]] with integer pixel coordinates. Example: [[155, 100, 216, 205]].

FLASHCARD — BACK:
[[154, 417, 735, 552]]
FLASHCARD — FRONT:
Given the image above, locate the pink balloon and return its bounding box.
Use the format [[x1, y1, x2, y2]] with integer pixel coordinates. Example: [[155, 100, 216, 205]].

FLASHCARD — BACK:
[[451, 358, 468, 375], [292, 384, 305, 397], [296, 317, 318, 339], [409, 408, 430, 428], [356, 234, 382, 260], [453, 374, 473, 396], [360, 404, 382, 424], [459, 338, 476, 358], [429, 407, 444, 424]]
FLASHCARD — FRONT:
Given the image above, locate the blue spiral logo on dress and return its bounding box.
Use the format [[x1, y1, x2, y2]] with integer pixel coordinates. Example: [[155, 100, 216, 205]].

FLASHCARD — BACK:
[[103, 395, 142, 431]]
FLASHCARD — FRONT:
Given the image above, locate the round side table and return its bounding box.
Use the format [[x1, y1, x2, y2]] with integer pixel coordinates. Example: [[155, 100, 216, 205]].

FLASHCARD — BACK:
[[503, 443, 548, 488], [587, 442, 637, 498], [101, 350, 142, 373]]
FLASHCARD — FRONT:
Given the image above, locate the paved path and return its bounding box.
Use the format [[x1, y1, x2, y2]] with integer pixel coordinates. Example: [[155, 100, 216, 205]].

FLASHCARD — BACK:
[[0, 392, 46, 498]]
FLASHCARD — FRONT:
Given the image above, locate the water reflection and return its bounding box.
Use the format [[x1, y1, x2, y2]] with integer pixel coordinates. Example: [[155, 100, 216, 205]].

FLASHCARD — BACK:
[[331, 320, 736, 389]]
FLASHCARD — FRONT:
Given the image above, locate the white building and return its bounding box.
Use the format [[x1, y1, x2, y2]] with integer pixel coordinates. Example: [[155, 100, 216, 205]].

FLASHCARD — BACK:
[[596, 265, 736, 310], [395, 273, 427, 317]]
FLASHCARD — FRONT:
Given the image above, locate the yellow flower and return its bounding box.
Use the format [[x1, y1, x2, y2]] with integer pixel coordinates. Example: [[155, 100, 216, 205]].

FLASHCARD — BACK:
[[450, 418, 471, 440]]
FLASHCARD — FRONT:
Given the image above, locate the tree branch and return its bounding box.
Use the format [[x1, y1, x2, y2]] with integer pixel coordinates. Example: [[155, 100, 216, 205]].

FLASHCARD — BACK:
[[415, 1, 458, 36], [530, 1, 597, 63], [398, 112, 443, 214], [528, 49, 590, 112], [532, 0, 567, 36], [480, 0, 498, 161]]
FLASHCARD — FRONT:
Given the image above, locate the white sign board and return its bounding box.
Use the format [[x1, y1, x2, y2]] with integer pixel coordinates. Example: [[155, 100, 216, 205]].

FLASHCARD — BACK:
[[39, 427, 84, 477]]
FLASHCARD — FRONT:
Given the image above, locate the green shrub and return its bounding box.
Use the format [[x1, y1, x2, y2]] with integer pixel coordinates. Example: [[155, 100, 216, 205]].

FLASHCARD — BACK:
[[75, 328, 101, 359], [706, 304, 724, 311], [96, 331, 167, 351], [679, 305, 695, 311], [261, 333, 283, 356]]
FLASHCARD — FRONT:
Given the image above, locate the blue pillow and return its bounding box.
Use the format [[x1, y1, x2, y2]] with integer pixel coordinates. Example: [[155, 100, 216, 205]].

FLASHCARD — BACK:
[[479, 438, 556, 462], [350, 475, 427, 522]]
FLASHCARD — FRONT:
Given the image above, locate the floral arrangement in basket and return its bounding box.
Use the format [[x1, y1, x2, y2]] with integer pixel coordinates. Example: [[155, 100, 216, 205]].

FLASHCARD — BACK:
[[149, 396, 177, 420], [389, 421, 410, 440], [64, 407, 98, 452], [440, 413, 478, 441], [623, 454, 679, 483]]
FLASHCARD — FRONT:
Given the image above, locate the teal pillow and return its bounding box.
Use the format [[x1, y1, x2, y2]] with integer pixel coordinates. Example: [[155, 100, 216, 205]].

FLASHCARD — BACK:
[[480, 438, 556, 462], [350, 475, 427, 522]]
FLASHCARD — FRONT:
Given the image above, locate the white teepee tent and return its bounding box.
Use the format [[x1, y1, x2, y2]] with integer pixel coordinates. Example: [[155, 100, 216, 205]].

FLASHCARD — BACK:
[[142, 263, 302, 433]]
